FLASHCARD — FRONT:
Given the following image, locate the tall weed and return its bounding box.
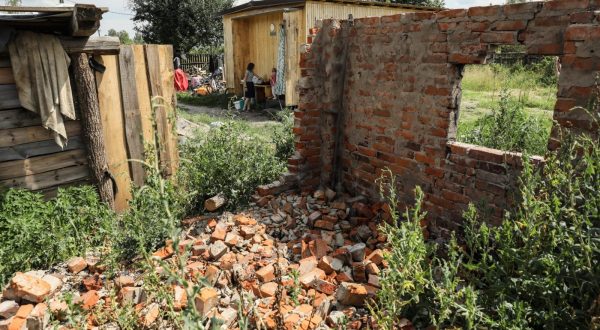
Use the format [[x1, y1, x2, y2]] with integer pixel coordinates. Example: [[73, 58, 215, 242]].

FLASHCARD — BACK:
[[271, 109, 295, 162], [0, 186, 116, 286], [372, 132, 600, 328], [180, 122, 285, 211]]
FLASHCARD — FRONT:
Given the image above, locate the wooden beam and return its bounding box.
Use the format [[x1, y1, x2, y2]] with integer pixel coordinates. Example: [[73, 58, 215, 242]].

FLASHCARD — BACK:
[[60, 36, 120, 55], [71, 52, 115, 209], [118, 45, 146, 187], [70, 4, 104, 37]]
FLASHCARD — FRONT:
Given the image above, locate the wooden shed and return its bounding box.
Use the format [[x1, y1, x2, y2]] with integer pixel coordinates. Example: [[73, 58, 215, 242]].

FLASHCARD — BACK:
[[222, 0, 438, 106], [0, 5, 178, 212]]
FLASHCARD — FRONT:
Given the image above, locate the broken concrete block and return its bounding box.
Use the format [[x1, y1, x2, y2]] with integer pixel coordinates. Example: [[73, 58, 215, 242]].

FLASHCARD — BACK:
[[194, 287, 219, 316], [209, 240, 229, 260], [256, 264, 275, 282], [66, 257, 87, 274], [348, 243, 366, 262], [259, 282, 278, 298], [335, 282, 377, 307], [26, 303, 50, 330], [318, 256, 344, 275]]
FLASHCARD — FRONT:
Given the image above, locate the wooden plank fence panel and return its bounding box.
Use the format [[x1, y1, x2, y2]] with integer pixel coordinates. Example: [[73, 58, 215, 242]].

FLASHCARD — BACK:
[[144, 45, 178, 178], [96, 54, 132, 212], [0, 149, 87, 180], [132, 45, 155, 150], [118, 45, 145, 187]]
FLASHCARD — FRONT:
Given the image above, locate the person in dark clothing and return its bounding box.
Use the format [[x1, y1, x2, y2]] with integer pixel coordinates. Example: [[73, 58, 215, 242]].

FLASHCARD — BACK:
[[243, 62, 255, 111]]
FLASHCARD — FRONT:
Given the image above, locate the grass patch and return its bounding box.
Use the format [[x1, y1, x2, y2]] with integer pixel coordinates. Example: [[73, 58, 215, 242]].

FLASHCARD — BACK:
[[177, 92, 234, 109]]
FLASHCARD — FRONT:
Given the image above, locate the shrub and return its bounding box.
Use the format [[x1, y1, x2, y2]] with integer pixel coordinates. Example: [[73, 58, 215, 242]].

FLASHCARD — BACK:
[[0, 186, 116, 286], [271, 109, 295, 162], [457, 90, 551, 155], [180, 122, 285, 211], [371, 133, 600, 329]]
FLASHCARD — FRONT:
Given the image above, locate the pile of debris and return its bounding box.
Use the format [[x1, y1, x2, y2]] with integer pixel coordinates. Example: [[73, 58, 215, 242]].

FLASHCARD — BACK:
[[0, 189, 405, 329]]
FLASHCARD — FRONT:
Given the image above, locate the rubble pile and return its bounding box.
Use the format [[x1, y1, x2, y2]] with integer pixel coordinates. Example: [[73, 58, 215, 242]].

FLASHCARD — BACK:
[[0, 189, 402, 329]]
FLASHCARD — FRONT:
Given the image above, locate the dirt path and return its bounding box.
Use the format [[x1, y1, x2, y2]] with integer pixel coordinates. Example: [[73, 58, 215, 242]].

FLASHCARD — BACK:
[[179, 103, 281, 126]]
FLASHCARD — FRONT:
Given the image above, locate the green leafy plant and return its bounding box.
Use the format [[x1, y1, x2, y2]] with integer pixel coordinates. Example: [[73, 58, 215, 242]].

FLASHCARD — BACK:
[[0, 186, 116, 286], [179, 122, 285, 211], [271, 108, 295, 162], [372, 130, 600, 329], [458, 90, 551, 155]]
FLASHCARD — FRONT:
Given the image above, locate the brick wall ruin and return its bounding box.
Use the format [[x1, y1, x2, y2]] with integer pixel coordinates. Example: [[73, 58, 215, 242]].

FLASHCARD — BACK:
[[288, 0, 600, 234]]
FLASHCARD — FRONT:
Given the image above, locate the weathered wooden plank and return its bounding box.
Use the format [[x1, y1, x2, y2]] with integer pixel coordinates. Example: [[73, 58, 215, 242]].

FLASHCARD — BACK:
[[0, 120, 81, 148], [118, 45, 145, 187], [60, 36, 120, 55], [145, 44, 178, 178], [132, 45, 155, 148], [0, 137, 84, 162], [0, 108, 41, 130], [96, 54, 133, 212], [0, 149, 87, 180], [0, 85, 21, 110], [0, 165, 90, 191], [0, 67, 14, 84]]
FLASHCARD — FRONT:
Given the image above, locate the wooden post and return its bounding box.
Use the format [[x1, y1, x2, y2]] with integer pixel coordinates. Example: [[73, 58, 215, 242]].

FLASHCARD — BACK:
[[71, 53, 115, 209]]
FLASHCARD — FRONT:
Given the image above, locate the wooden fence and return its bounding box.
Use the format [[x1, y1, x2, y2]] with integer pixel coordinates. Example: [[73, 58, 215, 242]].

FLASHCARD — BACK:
[[180, 53, 222, 74], [0, 44, 178, 212]]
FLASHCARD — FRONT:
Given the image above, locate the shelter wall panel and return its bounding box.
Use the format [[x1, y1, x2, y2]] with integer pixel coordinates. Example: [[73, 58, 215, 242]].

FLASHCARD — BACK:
[[285, 9, 304, 106], [1, 165, 90, 191], [305, 1, 412, 32], [0, 108, 42, 129], [96, 54, 132, 212], [0, 67, 14, 84], [0, 120, 81, 148], [0, 84, 21, 110], [0, 149, 87, 180], [0, 136, 84, 162], [224, 16, 235, 92], [232, 19, 250, 95]]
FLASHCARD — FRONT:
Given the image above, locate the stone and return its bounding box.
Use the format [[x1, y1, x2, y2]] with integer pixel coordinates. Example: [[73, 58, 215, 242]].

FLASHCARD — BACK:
[[81, 290, 99, 310], [256, 264, 275, 282], [356, 225, 372, 241], [306, 239, 328, 259], [140, 303, 160, 327], [224, 232, 241, 246], [6, 317, 26, 330], [314, 220, 335, 231], [209, 240, 229, 260], [368, 274, 381, 288], [335, 282, 377, 307], [48, 299, 68, 321], [298, 256, 318, 276], [205, 265, 220, 285], [26, 303, 49, 330], [9, 273, 51, 303], [348, 243, 366, 262], [211, 224, 228, 242], [67, 257, 87, 274], [194, 287, 219, 316], [219, 307, 238, 330], [82, 275, 103, 291], [327, 310, 347, 327], [310, 279, 336, 295], [234, 214, 257, 226], [259, 282, 278, 297], [366, 262, 380, 275], [307, 211, 322, 226], [352, 262, 368, 283], [299, 268, 326, 288], [41, 275, 62, 295], [0, 301, 19, 319], [119, 287, 145, 305], [240, 225, 256, 239], [114, 276, 135, 289], [318, 256, 344, 275], [366, 249, 384, 265], [172, 286, 188, 311]]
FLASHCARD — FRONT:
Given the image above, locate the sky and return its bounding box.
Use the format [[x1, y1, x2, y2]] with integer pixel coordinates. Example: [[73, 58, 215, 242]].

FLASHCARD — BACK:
[[19, 0, 506, 37]]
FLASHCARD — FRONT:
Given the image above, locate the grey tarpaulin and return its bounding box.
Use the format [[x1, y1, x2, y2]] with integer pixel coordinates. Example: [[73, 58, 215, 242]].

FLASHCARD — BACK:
[[8, 31, 76, 148], [274, 25, 286, 97]]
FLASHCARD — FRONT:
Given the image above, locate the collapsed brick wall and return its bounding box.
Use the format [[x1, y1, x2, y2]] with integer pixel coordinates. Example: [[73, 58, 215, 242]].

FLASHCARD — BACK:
[[289, 0, 600, 234]]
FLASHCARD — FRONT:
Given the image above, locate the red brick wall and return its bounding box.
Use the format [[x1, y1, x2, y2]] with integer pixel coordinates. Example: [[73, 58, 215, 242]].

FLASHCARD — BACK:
[[291, 0, 600, 234]]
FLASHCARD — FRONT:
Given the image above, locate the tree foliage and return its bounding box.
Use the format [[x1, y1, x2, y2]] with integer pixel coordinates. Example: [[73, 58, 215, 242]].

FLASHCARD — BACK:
[[380, 0, 445, 8], [129, 0, 234, 52], [107, 29, 133, 45]]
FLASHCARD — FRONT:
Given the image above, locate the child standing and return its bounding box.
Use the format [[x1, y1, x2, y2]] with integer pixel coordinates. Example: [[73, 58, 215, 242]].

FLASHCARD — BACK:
[[243, 63, 255, 111]]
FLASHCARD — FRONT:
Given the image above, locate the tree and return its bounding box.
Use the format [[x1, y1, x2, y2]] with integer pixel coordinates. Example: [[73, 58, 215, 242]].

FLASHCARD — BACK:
[[5, 0, 21, 6], [129, 0, 234, 53], [381, 0, 445, 8], [107, 29, 134, 45]]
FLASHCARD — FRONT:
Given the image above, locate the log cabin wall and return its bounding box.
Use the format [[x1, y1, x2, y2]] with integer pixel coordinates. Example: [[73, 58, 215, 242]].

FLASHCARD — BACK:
[[0, 51, 90, 198]]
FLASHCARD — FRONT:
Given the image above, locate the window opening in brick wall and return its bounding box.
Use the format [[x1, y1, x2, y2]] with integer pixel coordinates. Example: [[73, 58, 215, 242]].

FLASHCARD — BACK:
[[454, 54, 559, 156]]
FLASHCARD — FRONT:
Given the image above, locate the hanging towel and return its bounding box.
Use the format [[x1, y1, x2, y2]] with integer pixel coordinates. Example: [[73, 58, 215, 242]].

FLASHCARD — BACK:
[[8, 31, 76, 148], [274, 26, 286, 97]]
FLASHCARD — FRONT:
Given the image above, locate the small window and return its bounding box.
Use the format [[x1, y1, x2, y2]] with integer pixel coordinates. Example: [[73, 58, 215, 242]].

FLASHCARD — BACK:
[[455, 50, 559, 156]]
